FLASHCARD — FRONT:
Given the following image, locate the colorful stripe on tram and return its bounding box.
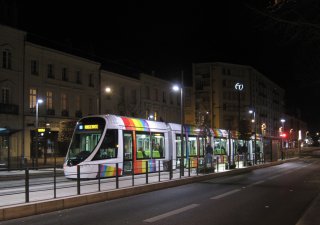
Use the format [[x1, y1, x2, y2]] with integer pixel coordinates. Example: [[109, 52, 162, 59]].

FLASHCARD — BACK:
[[98, 164, 123, 178], [184, 125, 201, 135], [121, 117, 150, 131], [213, 128, 229, 138], [134, 159, 156, 174]]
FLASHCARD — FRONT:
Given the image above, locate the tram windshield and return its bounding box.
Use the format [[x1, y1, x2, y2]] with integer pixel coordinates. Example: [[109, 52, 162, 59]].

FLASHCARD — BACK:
[[66, 117, 106, 165]]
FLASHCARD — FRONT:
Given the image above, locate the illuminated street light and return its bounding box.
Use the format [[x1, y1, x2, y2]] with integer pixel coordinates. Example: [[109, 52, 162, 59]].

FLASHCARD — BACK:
[[249, 109, 257, 164], [172, 72, 184, 176], [105, 87, 111, 93], [280, 118, 286, 159]]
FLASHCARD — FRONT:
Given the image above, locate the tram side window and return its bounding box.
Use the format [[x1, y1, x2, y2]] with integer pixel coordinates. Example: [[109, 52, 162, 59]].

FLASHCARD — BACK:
[[93, 129, 118, 160], [214, 139, 227, 155], [124, 132, 133, 160], [176, 135, 186, 157], [188, 136, 197, 156], [151, 133, 165, 158], [136, 133, 150, 159], [199, 137, 205, 156]]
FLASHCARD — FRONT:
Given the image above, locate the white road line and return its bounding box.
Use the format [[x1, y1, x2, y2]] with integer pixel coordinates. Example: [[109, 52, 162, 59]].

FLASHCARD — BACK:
[[210, 189, 241, 200], [144, 204, 200, 223], [247, 180, 266, 187]]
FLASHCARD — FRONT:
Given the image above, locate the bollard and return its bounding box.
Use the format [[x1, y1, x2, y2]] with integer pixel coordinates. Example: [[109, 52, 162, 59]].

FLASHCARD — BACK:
[[217, 156, 219, 172], [188, 158, 191, 177], [169, 159, 173, 180], [25, 168, 29, 203], [237, 155, 240, 168], [77, 165, 80, 195], [196, 158, 199, 176], [54, 166, 56, 198], [146, 161, 149, 184], [98, 164, 101, 192], [116, 163, 119, 189], [158, 160, 161, 182], [132, 162, 135, 186]]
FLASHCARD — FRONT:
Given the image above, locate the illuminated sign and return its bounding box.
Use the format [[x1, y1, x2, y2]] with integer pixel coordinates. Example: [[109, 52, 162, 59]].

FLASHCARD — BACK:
[[84, 124, 99, 130], [38, 128, 46, 133], [235, 82, 244, 91]]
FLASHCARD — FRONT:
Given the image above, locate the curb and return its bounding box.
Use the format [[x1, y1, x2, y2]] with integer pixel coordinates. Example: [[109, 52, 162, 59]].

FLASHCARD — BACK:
[[0, 159, 298, 221]]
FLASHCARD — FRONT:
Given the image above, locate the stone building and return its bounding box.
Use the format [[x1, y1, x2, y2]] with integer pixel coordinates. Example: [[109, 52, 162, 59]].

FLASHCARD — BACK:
[[193, 62, 285, 137]]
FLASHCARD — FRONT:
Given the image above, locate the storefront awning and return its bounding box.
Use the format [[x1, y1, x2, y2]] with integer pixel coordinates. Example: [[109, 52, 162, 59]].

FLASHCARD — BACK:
[[0, 127, 21, 136]]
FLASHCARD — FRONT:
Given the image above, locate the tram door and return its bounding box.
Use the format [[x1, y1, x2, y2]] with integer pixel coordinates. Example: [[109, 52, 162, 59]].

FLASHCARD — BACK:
[[123, 131, 133, 174]]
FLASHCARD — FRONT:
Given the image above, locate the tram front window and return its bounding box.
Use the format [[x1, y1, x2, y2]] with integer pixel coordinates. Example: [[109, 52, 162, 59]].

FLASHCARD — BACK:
[[67, 117, 105, 166]]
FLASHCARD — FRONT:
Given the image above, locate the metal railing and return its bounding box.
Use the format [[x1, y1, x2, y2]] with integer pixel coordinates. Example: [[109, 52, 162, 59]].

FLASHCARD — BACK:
[[0, 152, 299, 207]]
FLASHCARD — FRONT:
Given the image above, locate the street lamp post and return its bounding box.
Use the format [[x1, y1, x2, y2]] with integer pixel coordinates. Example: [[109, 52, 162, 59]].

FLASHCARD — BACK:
[[280, 118, 286, 159], [235, 82, 244, 168], [173, 71, 184, 177], [249, 109, 257, 164], [35, 98, 43, 169], [235, 82, 244, 130]]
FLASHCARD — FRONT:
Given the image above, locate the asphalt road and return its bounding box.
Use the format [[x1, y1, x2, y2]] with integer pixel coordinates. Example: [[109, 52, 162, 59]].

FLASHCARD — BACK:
[[1, 156, 319, 225]]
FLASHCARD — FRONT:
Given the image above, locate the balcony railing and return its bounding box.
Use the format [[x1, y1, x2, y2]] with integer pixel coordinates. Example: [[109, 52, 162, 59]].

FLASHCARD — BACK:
[[0, 103, 19, 115]]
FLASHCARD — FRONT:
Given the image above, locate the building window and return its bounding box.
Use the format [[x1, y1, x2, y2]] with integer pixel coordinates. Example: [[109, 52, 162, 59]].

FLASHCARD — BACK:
[[31, 60, 39, 75], [76, 96, 81, 111], [46, 91, 53, 110], [145, 86, 150, 100], [1, 88, 9, 104], [29, 88, 37, 109], [131, 90, 137, 104], [47, 64, 54, 78], [162, 91, 166, 103], [177, 95, 180, 106], [61, 93, 67, 110], [76, 71, 81, 84], [170, 93, 173, 104], [89, 73, 94, 87], [2, 49, 12, 69], [155, 89, 158, 101], [89, 98, 93, 114], [62, 68, 68, 81], [222, 79, 226, 87]]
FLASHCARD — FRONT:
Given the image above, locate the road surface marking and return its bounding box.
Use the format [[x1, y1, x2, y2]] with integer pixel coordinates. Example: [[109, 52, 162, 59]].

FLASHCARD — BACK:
[[247, 180, 266, 187], [210, 189, 240, 200], [144, 204, 199, 223]]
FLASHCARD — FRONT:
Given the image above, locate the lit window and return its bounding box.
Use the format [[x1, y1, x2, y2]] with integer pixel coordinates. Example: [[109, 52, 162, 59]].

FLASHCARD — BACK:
[[29, 89, 37, 109], [46, 91, 53, 109]]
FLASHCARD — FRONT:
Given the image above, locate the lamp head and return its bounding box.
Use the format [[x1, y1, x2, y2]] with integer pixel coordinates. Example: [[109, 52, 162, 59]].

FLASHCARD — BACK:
[[172, 85, 180, 92]]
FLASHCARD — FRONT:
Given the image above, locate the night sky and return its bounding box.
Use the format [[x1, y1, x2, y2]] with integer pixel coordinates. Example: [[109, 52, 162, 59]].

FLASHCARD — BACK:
[[1, 0, 319, 132]]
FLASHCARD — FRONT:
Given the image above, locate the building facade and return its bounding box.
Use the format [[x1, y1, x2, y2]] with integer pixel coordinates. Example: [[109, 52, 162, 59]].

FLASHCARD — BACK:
[[100, 70, 141, 117], [0, 24, 101, 168], [0, 25, 25, 168], [193, 62, 286, 137]]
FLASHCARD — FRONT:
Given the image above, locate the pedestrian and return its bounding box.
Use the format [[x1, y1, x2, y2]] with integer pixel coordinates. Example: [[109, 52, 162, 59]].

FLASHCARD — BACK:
[[205, 143, 213, 165]]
